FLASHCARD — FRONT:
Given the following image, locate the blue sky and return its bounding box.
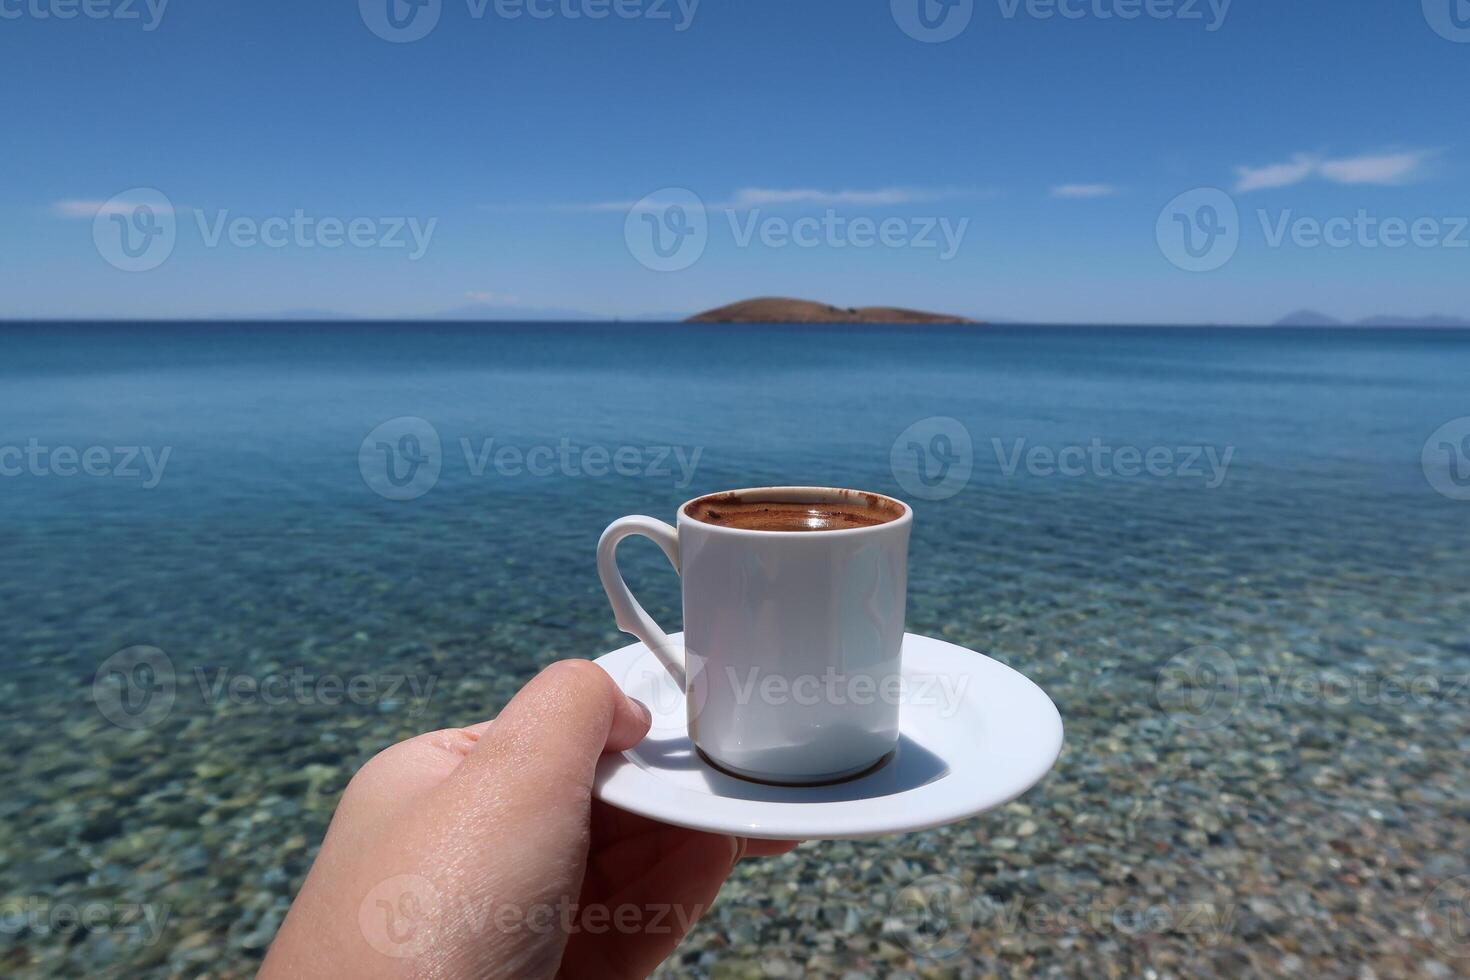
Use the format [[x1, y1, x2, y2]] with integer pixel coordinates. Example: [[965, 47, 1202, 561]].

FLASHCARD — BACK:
[[1, 0, 1466, 323]]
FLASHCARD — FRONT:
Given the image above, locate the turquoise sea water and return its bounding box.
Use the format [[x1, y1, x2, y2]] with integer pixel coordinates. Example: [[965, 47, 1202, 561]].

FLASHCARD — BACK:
[[2, 323, 1468, 977]]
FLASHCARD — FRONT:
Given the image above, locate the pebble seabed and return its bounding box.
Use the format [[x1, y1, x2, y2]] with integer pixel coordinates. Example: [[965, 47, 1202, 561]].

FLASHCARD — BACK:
[[3, 489, 1466, 979]]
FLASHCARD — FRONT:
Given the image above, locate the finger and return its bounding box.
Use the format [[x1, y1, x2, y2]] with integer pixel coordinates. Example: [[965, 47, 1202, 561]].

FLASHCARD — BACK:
[[591, 808, 799, 862], [454, 659, 651, 804], [588, 801, 670, 850], [590, 802, 802, 861], [561, 831, 738, 979], [588, 824, 708, 888]]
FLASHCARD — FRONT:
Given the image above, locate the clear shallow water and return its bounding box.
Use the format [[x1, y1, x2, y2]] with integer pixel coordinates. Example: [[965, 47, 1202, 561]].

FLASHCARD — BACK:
[[2, 323, 1468, 977]]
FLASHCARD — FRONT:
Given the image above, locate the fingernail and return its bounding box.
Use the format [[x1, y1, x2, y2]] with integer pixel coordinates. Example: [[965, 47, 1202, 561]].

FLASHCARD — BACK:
[[729, 836, 748, 870], [629, 697, 652, 727]]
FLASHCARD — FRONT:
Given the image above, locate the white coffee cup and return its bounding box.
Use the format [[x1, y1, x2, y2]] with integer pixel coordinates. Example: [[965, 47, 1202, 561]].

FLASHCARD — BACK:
[[597, 486, 912, 785]]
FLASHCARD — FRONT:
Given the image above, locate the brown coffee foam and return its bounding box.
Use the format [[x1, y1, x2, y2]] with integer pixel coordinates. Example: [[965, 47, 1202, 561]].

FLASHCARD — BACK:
[[685, 492, 903, 531]]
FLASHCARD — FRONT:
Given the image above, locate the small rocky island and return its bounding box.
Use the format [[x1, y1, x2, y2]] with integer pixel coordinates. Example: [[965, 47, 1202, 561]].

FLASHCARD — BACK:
[[686, 297, 980, 325]]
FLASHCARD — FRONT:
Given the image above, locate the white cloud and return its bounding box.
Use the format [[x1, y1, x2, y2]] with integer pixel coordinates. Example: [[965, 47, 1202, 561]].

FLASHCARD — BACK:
[[1317, 151, 1428, 185], [728, 187, 934, 208], [1050, 184, 1118, 199], [53, 198, 174, 218], [570, 200, 644, 213], [560, 186, 976, 212], [1233, 153, 1320, 193], [1233, 150, 1431, 192]]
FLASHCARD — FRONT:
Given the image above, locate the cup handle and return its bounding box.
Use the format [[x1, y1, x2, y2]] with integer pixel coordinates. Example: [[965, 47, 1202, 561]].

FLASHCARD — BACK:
[[597, 516, 685, 690]]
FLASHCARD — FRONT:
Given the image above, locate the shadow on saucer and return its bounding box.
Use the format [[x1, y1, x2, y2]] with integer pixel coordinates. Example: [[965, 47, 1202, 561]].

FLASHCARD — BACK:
[[629, 734, 949, 803]]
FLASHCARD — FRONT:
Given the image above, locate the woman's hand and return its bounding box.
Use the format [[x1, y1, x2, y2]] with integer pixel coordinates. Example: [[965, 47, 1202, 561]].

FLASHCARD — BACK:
[[260, 659, 798, 979]]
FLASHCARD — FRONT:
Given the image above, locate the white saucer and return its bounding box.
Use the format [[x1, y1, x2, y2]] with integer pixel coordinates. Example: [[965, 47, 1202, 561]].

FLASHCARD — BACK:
[[593, 633, 1064, 840]]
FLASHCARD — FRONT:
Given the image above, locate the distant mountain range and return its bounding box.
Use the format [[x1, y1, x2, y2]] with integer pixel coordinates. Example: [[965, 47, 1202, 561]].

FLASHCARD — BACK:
[[9, 304, 1466, 328], [430, 301, 690, 321], [430, 301, 609, 321], [1274, 310, 1470, 328], [221, 302, 685, 321]]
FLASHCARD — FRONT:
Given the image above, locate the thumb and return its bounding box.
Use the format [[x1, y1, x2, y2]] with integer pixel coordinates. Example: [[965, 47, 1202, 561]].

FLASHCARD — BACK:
[[453, 659, 651, 804]]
